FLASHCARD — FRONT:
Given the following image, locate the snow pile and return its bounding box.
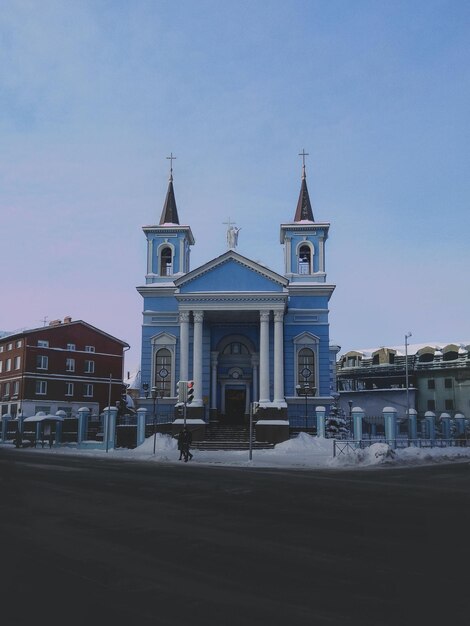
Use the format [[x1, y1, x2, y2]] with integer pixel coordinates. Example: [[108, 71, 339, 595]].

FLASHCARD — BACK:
[[331, 442, 396, 468], [3, 431, 470, 470]]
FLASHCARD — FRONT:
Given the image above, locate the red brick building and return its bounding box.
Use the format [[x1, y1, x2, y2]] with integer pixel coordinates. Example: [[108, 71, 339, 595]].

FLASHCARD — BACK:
[[0, 317, 129, 418]]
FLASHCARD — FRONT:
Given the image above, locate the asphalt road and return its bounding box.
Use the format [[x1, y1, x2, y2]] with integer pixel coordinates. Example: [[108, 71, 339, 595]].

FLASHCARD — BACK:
[[1, 448, 469, 626]]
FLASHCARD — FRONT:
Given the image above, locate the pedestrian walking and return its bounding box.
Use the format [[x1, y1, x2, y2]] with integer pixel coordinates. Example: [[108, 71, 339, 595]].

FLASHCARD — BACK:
[[178, 427, 193, 462]]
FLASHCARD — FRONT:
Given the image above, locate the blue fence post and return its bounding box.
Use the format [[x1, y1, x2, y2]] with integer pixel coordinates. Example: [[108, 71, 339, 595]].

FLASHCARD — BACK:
[[1, 414, 10, 442], [77, 407, 90, 445], [136, 408, 147, 447], [439, 412, 451, 440], [424, 411, 436, 441], [103, 406, 118, 451], [383, 407, 397, 448], [315, 406, 326, 438], [408, 408, 418, 441], [454, 413, 466, 436], [352, 407, 364, 442]]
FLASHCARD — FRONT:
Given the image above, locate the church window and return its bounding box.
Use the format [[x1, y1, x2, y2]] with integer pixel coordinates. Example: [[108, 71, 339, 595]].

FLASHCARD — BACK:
[[160, 247, 173, 276], [297, 348, 315, 386], [298, 245, 311, 274], [222, 342, 249, 355], [155, 348, 171, 397]]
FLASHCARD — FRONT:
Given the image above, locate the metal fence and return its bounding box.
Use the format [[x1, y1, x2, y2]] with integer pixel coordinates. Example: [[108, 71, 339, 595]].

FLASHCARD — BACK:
[[333, 437, 470, 457]]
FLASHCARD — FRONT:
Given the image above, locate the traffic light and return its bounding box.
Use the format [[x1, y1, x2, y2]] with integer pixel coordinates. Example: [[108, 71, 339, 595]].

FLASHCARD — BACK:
[[177, 380, 188, 403], [187, 380, 194, 404]]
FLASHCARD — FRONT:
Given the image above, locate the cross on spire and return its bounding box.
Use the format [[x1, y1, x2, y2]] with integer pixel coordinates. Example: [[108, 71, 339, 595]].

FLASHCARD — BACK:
[[166, 152, 176, 180], [298, 149, 309, 179]]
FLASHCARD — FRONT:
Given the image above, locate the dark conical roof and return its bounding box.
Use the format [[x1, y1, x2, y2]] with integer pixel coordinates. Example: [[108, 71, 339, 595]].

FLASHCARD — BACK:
[[159, 174, 180, 225], [294, 168, 314, 222]]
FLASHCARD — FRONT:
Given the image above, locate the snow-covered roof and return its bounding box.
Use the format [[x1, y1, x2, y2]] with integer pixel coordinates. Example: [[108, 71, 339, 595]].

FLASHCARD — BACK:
[[340, 342, 470, 359], [125, 368, 141, 390]]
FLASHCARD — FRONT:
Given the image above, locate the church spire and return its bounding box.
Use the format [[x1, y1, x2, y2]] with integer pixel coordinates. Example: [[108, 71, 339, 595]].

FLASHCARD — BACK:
[[159, 153, 180, 225], [294, 149, 314, 222]]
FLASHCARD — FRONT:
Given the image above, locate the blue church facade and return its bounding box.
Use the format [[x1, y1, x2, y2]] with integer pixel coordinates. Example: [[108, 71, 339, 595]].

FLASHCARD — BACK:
[[137, 160, 337, 442]]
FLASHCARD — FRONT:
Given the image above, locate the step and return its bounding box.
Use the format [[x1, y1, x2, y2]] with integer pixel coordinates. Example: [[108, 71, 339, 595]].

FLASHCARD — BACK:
[[192, 440, 275, 451]]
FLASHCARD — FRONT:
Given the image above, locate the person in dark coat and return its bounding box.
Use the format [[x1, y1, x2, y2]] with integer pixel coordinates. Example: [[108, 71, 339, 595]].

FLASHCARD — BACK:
[[177, 429, 184, 460], [178, 427, 193, 462]]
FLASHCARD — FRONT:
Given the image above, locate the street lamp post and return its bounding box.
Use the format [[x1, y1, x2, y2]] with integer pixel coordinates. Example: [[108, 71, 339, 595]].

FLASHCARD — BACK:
[[348, 400, 353, 437], [405, 332, 412, 421], [296, 379, 316, 431], [151, 386, 165, 454]]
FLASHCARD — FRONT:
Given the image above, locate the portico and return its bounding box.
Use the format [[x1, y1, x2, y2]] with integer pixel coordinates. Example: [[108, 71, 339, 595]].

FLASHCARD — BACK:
[[137, 156, 337, 444]]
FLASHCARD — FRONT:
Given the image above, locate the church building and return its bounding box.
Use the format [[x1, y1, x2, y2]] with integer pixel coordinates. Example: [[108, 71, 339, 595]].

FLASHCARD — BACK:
[[137, 157, 337, 443]]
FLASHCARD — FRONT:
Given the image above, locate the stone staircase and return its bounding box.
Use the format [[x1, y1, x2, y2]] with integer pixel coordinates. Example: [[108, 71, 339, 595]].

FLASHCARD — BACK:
[[191, 423, 275, 451]]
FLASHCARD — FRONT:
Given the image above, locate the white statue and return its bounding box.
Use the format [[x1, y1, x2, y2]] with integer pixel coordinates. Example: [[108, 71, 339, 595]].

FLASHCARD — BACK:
[[227, 225, 241, 249]]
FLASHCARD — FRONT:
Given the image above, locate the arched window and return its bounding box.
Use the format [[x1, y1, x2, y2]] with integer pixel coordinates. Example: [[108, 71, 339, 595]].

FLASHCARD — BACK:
[[160, 247, 173, 276], [298, 244, 312, 274], [297, 347, 315, 387], [154, 348, 171, 397], [222, 342, 249, 355]]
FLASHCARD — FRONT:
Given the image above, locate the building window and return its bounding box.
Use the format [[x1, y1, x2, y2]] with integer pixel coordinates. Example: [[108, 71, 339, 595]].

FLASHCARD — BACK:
[[67, 343, 76, 351], [444, 378, 453, 389], [35, 405, 51, 414], [297, 348, 315, 387], [0, 361, 2, 373], [222, 342, 249, 355], [427, 379, 435, 390], [14, 356, 21, 370], [298, 244, 312, 274], [38, 340, 49, 347], [66, 358, 75, 372], [427, 399, 435, 411], [372, 354, 379, 365], [160, 246, 173, 276], [7, 343, 13, 351], [6, 359, 11, 372], [0, 346, 3, 352], [65, 382, 74, 396], [83, 383, 93, 397], [36, 381, 47, 395], [154, 348, 172, 397], [85, 346, 95, 353], [13, 381, 19, 395], [4, 382, 11, 397], [445, 399, 454, 411], [84, 360, 95, 374], [36, 355, 48, 370], [15, 340, 22, 348]]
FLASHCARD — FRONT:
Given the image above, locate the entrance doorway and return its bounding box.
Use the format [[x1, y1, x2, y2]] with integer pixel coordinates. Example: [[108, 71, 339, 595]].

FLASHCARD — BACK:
[[224, 389, 246, 424]]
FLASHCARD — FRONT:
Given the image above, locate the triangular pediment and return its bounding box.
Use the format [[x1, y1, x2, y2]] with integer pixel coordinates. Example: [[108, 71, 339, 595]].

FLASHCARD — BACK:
[[174, 251, 288, 293]]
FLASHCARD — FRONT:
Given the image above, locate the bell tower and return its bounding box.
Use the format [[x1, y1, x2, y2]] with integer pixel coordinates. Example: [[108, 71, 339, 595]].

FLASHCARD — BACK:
[[143, 154, 194, 285], [280, 150, 330, 283]]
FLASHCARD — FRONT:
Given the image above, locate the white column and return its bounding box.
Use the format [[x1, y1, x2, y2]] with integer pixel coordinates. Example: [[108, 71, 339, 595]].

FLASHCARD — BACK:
[[179, 311, 190, 382], [251, 355, 259, 402], [273, 310, 285, 405], [147, 239, 153, 274], [259, 310, 270, 403], [319, 237, 325, 273], [285, 237, 291, 273], [245, 383, 251, 414], [193, 310, 204, 406], [210, 351, 218, 410]]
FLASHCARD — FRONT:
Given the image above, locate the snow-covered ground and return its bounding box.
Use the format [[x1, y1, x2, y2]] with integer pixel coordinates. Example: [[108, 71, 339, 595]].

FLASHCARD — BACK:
[[3, 432, 470, 470]]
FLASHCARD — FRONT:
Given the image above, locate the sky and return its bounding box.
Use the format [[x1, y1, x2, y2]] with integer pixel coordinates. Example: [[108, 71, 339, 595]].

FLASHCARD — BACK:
[[3, 430, 470, 470], [1, 0, 469, 373]]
